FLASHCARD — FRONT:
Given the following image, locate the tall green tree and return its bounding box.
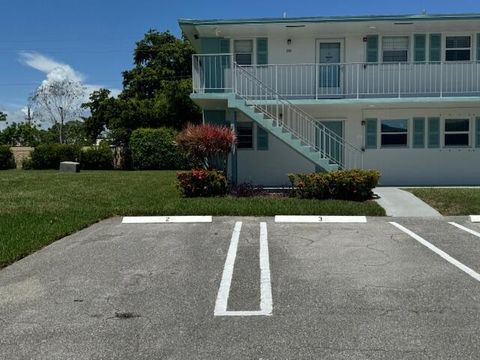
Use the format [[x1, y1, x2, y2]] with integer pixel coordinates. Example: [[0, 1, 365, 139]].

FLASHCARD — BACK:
[[82, 89, 113, 143], [82, 30, 201, 148], [121, 30, 194, 100], [0, 111, 7, 122]]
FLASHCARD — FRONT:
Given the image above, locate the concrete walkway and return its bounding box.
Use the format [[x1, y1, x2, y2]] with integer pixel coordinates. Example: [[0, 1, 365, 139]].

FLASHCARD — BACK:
[[374, 187, 442, 217]]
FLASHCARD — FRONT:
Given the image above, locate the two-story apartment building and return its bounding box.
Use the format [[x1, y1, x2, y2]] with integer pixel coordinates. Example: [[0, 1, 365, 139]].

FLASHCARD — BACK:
[[179, 13, 480, 185]]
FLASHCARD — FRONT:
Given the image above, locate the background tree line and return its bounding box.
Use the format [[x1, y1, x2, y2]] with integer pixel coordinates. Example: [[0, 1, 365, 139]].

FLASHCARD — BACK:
[[0, 30, 201, 154]]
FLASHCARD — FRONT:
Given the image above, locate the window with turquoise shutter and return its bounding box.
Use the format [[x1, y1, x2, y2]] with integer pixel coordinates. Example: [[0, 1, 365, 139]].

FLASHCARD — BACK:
[[427, 117, 440, 148], [429, 34, 441, 62], [256, 38, 268, 65], [413, 117, 425, 148], [366, 35, 379, 63], [256, 125, 269, 150], [365, 118, 377, 149], [414, 35, 426, 62]]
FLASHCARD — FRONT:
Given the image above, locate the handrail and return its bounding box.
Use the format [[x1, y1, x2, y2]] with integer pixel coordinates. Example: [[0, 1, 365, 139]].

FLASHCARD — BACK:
[[232, 62, 363, 169]]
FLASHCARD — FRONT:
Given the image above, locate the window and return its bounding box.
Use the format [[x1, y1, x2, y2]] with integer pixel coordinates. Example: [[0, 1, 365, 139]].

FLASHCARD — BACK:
[[381, 119, 408, 147], [444, 119, 470, 147], [382, 36, 409, 62], [234, 40, 253, 65], [256, 125, 269, 150], [237, 122, 253, 149], [445, 36, 471, 61]]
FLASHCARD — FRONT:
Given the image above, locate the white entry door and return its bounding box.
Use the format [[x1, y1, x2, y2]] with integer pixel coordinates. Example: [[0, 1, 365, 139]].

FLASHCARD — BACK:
[[316, 39, 344, 97]]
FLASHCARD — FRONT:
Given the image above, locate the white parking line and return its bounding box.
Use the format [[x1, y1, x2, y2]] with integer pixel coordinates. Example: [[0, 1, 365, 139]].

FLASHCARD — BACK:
[[275, 215, 367, 223], [470, 215, 480, 223], [259, 222, 273, 315], [390, 222, 480, 283], [449, 222, 480, 238], [214, 221, 242, 316], [214, 222, 273, 316], [122, 216, 212, 224]]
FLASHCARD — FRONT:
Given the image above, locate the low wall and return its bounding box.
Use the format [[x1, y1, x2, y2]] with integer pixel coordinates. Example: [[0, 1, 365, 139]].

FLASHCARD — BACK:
[[11, 147, 33, 168]]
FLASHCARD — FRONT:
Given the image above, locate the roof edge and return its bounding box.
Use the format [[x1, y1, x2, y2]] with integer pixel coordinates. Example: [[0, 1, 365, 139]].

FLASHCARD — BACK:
[[178, 13, 480, 26]]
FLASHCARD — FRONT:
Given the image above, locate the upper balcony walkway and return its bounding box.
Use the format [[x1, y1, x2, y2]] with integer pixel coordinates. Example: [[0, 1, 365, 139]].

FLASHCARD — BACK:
[[192, 54, 480, 101]]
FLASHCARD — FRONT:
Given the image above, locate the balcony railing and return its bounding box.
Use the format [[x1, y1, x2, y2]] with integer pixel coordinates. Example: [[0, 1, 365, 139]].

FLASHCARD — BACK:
[[192, 54, 480, 99]]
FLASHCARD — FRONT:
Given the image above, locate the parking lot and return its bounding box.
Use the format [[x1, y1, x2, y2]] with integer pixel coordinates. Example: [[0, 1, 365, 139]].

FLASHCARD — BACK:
[[0, 216, 479, 359]]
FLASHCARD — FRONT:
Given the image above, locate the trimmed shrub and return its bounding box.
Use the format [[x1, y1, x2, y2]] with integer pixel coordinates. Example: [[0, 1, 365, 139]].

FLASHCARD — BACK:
[[0, 146, 16, 170], [289, 169, 381, 201], [288, 172, 330, 200], [130, 128, 187, 170], [328, 169, 381, 201], [81, 145, 114, 170], [176, 124, 235, 171], [30, 144, 81, 169], [176, 169, 228, 197]]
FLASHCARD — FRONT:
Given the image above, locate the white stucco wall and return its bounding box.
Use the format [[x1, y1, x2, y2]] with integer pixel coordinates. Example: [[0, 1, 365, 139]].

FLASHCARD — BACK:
[[303, 104, 480, 186], [203, 103, 480, 186], [235, 113, 316, 186]]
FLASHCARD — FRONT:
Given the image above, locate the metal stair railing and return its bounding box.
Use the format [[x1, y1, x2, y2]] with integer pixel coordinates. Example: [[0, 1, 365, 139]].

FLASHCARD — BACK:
[[232, 62, 364, 169]]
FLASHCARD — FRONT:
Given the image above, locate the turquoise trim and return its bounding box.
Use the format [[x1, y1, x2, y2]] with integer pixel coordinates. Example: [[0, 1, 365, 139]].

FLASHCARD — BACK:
[[429, 34, 441, 62], [413, 117, 425, 148], [256, 38, 268, 65], [414, 34, 426, 62], [428, 117, 440, 148], [366, 35, 379, 63], [179, 13, 480, 26], [191, 93, 480, 106], [365, 118, 377, 149], [476, 117, 480, 148], [256, 125, 269, 150]]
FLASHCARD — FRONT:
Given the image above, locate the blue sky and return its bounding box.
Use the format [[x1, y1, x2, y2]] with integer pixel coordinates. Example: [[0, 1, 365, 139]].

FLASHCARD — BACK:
[[1, 0, 480, 122]]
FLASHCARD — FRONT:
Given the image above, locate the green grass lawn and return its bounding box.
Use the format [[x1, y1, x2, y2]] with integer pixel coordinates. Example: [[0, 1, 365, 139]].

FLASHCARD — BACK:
[[406, 188, 480, 216], [0, 170, 384, 267]]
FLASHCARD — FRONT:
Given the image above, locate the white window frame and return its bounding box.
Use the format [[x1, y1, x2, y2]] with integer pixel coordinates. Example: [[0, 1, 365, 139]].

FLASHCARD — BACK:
[[233, 39, 254, 66], [443, 118, 470, 148], [380, 119, 409, 148], [444, 35, 472, 62], [381, 36, 410, 63]]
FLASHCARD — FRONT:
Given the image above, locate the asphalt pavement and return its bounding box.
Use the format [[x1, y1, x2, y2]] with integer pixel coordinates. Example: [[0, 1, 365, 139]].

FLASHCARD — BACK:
[[0, 216, 479, 359]]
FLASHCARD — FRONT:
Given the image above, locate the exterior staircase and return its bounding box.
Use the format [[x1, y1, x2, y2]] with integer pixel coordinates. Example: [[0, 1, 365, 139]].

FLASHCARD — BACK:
[[229, 63, 363, 171]]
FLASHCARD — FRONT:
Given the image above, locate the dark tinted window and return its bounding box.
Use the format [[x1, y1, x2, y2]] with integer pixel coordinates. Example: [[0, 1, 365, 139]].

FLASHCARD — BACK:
[[237, 122, 253, 149]]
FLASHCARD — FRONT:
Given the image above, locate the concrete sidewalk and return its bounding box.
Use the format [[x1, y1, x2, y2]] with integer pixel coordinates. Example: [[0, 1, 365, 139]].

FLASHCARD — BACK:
[[374, 187, 442, 217]]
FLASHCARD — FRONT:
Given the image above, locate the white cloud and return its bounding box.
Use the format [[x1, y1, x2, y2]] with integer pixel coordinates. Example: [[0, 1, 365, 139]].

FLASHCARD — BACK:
[[19, 51, 121, 99], [19, 51, 84, 85], [11, 52, 122, 126]]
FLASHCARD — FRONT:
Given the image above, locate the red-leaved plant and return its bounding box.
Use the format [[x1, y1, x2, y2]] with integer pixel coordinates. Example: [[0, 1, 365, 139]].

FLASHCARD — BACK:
[[176, 124, 236, 172]]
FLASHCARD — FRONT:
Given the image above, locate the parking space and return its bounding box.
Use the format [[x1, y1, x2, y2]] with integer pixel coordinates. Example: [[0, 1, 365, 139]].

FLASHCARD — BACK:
[[0, 216, 479, 359]]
